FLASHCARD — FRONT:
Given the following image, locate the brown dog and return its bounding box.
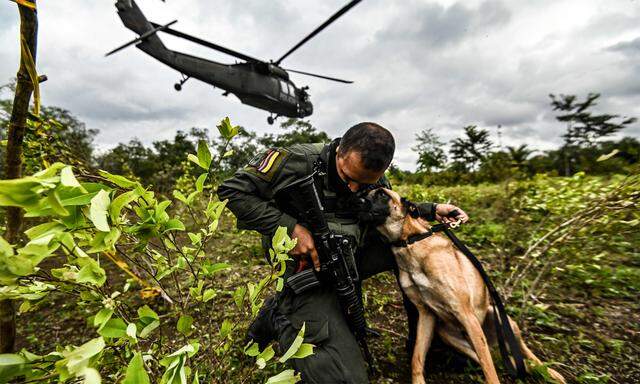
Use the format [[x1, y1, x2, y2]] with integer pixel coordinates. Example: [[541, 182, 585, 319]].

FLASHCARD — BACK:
[[367, 188, 566, 384]]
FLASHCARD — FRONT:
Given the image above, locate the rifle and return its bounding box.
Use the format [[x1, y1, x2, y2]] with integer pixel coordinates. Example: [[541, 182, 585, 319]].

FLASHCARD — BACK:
[[278, 173, 374, 370]]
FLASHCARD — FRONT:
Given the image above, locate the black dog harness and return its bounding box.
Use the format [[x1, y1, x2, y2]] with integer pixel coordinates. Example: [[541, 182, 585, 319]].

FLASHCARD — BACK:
[[392, 198, 528, 379]]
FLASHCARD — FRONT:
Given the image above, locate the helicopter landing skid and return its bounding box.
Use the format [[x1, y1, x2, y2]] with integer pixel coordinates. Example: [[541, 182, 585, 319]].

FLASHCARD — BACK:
[[267, 114, 280, 125], [174, 74, 190, 91]]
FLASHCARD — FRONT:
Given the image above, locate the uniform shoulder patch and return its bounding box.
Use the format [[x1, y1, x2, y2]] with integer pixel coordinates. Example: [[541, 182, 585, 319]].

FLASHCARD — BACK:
[[245, 148, 290, 181]]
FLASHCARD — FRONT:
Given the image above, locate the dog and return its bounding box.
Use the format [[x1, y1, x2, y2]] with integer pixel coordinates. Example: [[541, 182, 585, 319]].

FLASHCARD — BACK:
[[366, 188, 566, 384]]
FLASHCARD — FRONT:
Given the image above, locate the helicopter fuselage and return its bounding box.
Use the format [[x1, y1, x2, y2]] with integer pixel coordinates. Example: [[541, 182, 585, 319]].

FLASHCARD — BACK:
[[136, 39, 313, 118]]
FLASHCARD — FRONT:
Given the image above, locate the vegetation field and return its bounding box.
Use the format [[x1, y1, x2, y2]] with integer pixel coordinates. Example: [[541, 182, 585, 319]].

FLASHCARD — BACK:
[[2, 152, 638, 383]]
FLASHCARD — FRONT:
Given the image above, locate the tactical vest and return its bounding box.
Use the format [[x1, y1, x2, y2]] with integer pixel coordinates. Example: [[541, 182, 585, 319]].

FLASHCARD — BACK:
[[275, 142, 365, 250]]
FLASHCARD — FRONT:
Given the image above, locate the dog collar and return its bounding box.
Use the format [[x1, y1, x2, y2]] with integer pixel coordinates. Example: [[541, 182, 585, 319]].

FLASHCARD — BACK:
[[390, 223, 447, 248]]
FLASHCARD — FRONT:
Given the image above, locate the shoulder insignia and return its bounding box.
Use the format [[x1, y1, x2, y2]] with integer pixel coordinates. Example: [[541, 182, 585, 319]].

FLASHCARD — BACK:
[[245, 148, 290, 182]]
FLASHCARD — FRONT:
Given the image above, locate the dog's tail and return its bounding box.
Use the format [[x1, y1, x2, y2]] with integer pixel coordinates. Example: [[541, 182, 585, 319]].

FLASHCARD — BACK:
[[458, 307, 501, 384]]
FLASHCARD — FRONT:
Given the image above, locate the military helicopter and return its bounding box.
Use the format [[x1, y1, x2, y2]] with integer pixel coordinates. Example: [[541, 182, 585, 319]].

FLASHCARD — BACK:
[[110, 0, 362, 124]]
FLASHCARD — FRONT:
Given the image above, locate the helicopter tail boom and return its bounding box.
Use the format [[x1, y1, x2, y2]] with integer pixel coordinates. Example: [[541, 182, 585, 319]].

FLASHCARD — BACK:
[[115, 0, 167, 53]]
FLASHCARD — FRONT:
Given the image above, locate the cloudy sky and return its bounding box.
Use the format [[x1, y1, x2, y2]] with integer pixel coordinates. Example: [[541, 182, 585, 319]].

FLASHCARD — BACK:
[[1, 0, 639, 169]]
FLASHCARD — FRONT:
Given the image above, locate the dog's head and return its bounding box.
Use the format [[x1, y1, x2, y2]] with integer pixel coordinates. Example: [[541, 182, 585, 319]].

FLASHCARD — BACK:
[[364, 188, 410, 242]]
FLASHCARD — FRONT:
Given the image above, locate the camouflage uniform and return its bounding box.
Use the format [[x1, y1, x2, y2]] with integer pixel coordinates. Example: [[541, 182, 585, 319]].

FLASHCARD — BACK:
[[218, 139, 418, 383]]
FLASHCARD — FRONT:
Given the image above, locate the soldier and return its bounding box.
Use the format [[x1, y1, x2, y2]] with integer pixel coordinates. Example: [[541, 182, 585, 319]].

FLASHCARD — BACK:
[[217, 122, 468, 383]]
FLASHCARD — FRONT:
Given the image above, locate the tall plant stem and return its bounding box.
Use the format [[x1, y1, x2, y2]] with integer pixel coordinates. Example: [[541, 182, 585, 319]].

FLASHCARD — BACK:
[[1, 1, 38, 354]]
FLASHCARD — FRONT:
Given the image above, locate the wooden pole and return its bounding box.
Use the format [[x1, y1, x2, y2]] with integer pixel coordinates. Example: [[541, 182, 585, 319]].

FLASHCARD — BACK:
[[1, 0, 38, 353]]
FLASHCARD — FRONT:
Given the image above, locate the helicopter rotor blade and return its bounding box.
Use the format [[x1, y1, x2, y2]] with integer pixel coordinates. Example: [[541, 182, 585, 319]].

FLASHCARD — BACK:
[[274, 0, 362, 65], [106, 19, 178, 57], [285, 68, 353, 84], [149, 22, 264, 64]]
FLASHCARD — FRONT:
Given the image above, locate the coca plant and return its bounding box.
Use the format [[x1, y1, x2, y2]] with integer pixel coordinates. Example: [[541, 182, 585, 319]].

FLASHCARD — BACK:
[[0, 117, 313, 383]]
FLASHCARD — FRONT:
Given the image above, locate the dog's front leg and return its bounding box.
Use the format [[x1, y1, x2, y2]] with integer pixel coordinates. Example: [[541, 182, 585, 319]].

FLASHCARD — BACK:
[[411, 305, 436, 384], [399, 269, 436, 384]]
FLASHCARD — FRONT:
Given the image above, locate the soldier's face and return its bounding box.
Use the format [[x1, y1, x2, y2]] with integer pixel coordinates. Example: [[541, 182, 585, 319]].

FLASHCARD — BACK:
[[335, 150, 385, 192]]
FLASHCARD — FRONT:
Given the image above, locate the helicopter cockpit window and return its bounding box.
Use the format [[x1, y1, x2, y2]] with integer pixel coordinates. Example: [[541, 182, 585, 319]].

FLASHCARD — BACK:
[[288, 83, 296, 95], [280, 80, 290, 95]]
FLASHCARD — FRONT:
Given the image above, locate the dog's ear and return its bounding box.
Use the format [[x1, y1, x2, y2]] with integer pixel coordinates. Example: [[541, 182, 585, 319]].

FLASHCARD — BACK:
[[400, 197, 420, 218]]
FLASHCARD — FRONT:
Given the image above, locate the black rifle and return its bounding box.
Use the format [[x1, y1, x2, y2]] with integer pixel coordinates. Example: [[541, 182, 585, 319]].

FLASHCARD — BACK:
[[278, 174, 374, 370]]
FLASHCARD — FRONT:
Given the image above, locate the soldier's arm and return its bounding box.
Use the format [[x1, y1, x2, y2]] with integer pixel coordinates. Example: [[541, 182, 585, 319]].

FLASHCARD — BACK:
[[217, 148, 302, 237]]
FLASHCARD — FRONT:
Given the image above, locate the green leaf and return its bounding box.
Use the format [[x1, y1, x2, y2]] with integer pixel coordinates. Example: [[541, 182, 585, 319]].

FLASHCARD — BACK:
[[97, 318, 127, 338], [233, 286, 246, 308], [0, 353, 27, 366], [177, 315, 194, 336], [216, 117, 239, 140], [188, 232, 202, 246], [187, 154, 202, 169], [265, 369, 301, 384], [291, 343, 314, 359], [127, 323, 138, 342], [173, 190, 188, 205], [56, 337, 105, 377], [81, 367, 101, 384], [279, 323, 305, 363], [202, 289, 215, 302], [138, 305, 160, 338], [197, 140, 212, 170], [256, 345, 275, 369], [0, 237, 13, 257], [47, 189, 70, 216], [60, 166, 82, 188], [201, 262, 230, 276], [244, 342, 260, 357], [93, 308, 114, 329], [89, 189, 111, 232], [24, 222, 64, 241], [219, 319, 232, 338], [137, 305, 159, 321], [109, 190, 138, 224], [76, 257, 107, 287], [139, 320, 159, 339], [205, 200, 227, 220], [98, 170, 138, 188], [164, 219, 185, 233], [123, 352, 150, 384], [195, 174, 207, 193]]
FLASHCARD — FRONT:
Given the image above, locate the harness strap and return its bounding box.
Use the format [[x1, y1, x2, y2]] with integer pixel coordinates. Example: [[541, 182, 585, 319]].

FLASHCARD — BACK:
[[441, 227, 527, 379], [390, 223, 448, 247]]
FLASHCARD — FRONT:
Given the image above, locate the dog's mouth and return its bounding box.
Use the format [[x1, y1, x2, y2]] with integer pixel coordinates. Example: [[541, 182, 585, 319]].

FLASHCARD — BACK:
[[359, 188, 392, 225]]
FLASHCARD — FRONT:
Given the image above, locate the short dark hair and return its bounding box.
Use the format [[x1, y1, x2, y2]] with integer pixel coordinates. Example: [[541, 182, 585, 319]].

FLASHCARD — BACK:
[[338, 122, 395, 171]]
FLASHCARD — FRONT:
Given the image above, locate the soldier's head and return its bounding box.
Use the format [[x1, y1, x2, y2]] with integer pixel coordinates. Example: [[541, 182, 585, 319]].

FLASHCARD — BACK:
[[336, 122, 395, 192]]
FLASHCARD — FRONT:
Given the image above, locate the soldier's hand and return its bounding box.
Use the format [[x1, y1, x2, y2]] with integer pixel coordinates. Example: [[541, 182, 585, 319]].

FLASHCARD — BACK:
[[290, 224, 321, 272], [434, 203, 469, 224]]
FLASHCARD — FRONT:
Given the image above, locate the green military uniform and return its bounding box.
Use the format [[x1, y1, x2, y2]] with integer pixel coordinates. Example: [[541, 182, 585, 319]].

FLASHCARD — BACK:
[[218, 139, 408, 383]]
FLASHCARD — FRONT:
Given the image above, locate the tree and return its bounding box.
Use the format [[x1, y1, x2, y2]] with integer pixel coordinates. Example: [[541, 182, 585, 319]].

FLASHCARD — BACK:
[[2, 0, 38, 353], [413, 128, 446, 173], [450, 125, 493, 171], [506, 144, 534, 172], [550, 93, 637, 175], [258, 118, 329, 148]]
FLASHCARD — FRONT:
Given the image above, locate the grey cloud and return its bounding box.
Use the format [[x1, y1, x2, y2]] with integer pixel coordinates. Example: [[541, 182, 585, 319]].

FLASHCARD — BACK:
[[1, 0, 639, 171], [607, 36, 640, 57], [375, 0, 511, 49]]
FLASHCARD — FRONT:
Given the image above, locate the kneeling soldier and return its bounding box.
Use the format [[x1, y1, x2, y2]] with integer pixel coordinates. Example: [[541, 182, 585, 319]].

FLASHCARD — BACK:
[[218, 122, 464, 383]]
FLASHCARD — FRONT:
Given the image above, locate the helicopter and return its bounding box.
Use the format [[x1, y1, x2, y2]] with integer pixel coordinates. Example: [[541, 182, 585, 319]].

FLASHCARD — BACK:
[[110, 0, 362, 125]]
